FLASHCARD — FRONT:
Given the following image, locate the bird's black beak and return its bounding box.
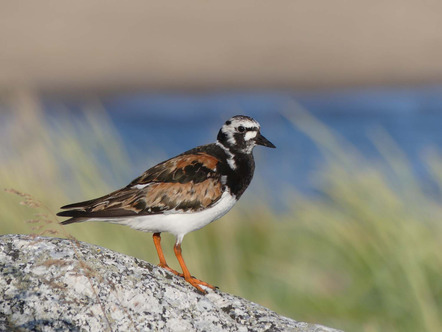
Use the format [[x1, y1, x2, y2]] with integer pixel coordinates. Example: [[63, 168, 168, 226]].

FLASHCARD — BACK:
[[255, 132, 276, 148]]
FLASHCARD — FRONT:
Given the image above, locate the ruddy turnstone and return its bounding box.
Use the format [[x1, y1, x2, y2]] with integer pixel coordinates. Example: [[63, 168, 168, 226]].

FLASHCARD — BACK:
[[57, 115, 275, 293]]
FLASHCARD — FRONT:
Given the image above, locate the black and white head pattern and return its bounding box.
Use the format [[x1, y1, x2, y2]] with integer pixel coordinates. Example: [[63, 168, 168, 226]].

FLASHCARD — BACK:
[[217, 115, 261, 154]]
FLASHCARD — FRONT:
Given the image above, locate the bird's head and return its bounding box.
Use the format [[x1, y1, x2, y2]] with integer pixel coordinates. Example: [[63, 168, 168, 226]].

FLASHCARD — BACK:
[[217, 115, 276, 154]]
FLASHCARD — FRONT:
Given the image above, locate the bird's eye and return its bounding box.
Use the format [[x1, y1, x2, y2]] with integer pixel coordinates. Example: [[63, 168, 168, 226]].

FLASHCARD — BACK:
[[238, 126, 245, 133]]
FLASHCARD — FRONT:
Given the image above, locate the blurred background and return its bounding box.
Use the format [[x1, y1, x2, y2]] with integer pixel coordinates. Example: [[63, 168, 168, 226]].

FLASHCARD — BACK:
[[1, 1, 442, 331]]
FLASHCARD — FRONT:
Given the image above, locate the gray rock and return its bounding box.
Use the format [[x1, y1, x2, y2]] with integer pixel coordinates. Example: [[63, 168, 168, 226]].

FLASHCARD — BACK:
[[0, 234, 341, 332]]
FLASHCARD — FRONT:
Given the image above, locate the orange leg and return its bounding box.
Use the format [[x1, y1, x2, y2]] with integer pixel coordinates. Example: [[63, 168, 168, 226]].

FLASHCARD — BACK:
[[152, 233, 181, 276], [173, 242, 216, 293]]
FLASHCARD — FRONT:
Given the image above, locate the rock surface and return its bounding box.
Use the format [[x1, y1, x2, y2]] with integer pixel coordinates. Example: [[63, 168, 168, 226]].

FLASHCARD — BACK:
[[0, 234, 340, 332]]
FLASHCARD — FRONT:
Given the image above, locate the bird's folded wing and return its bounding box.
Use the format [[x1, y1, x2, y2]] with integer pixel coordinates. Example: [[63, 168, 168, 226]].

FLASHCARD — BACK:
[[57, 152, 224, 220]]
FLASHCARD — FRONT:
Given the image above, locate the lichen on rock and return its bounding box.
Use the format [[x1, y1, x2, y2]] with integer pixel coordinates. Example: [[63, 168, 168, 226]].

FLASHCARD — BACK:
[[0, 234, 341, 332]]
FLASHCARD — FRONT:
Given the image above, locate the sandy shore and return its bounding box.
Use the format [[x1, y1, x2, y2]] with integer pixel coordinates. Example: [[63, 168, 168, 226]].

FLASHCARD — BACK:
[[1, 1, 442, 93]]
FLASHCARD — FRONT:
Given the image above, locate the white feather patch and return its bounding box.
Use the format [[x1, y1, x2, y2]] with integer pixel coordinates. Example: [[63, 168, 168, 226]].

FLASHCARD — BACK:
[[132, 183, 151, 190], [216, 141, 237, 170], [227, 157, 236, 170], [244, 130, 257, 141]]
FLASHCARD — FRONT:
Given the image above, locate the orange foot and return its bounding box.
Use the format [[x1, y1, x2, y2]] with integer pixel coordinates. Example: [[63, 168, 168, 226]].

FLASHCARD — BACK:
[[160, 266, 216, 293], [184, 276, 216, 293], [172, 243, 217, 294], [158, 263, 181, 276]]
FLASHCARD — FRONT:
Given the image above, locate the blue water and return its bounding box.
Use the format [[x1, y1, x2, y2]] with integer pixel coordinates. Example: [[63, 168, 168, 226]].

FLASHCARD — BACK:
[[40, 86, 442, 206]]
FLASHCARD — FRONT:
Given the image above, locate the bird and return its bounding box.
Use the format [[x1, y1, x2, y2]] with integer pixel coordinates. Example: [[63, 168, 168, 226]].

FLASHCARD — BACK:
[[57, 115, 275, 293]]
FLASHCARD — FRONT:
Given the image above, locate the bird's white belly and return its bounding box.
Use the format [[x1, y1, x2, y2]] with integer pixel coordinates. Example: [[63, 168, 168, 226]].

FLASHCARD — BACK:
[[97, 191, 237, 243]]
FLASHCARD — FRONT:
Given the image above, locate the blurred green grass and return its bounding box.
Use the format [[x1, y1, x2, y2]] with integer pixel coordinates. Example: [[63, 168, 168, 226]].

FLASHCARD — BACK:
[[1, 101, 441, 332]]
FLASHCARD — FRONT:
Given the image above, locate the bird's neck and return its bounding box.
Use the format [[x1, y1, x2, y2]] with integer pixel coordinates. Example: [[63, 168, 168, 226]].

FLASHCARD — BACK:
[[226, 151, 256, 199], [214, 141, 256, 198]]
